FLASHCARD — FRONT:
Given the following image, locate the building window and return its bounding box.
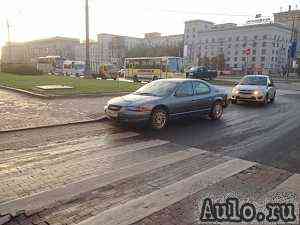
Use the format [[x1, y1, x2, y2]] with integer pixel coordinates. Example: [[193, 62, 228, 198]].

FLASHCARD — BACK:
[[254, 35, 258, 40], [235, 51, 238, 55], [234, 57, 238, 62], [253, 42, 257, 47], [271, 57, 274, 62], [261, 56, 265, 61], [212, 38, 215, 43], [243, 36, 248, 41], [242, 57, 246, 62], [235, 44, 239, 48], [227, 51, 231, 55], [252, 49, 256, 55], [262, 42, 267, 47], [228, 37, 232, 42], [228, 44, 232, 48], [206, 39, 208, 43], [242, 43, 247, 47], [193, 34, 196, 38], [262, 49, 267, 55], [226, 57, 231, 61], [263, 35, 268, 40], [252, 57, 256, 62], [273, 43, 275, 47], [236, 36, 240, 41], [234, 64, 238, 68], [193, 27, 196, 32], [274, 35, 277, 40]]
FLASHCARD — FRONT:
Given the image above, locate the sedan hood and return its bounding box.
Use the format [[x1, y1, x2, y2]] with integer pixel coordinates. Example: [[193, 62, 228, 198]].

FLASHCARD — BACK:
[[107, 94, 162, 107], [236, 85, 266, 91]]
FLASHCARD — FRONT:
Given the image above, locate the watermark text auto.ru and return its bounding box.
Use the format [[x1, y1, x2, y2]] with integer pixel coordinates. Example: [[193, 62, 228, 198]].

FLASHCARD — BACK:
[[200, 197, 297, 223]]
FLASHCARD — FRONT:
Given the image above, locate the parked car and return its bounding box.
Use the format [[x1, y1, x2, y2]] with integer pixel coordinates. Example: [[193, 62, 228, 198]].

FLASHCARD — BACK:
[[104, 79, 228, 130], [186, 66, 218, 80], [231, 75, 276, 104]]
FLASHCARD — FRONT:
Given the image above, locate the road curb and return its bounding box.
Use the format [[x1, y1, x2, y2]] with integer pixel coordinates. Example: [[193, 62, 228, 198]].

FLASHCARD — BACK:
[[0, 116, 108, 134], [0, 85, 130, 99]]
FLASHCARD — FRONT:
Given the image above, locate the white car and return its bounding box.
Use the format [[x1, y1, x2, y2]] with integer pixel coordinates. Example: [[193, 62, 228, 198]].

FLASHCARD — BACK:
[[231, 75, 276, 104]]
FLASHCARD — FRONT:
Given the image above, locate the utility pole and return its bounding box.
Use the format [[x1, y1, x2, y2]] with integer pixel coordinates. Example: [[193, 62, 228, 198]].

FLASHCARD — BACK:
[[6, 19, 12, 64], [85, 0, 90, 75], [287, 14, 296, 79]]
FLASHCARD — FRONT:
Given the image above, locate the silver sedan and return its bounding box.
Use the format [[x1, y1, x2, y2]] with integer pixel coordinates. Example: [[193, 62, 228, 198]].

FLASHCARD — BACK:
[[105, 79, 228, 130]]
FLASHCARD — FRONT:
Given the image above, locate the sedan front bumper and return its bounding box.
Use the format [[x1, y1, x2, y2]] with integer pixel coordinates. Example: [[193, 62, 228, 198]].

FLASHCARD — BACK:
[[104, 106, 151, 124]]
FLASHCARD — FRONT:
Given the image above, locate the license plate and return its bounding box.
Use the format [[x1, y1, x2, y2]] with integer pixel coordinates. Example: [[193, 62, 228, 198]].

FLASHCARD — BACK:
[[107, 109, 118, 118]]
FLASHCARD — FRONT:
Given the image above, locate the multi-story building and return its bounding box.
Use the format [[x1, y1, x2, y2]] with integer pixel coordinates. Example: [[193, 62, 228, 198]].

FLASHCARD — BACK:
[[1, 36, 80, 64], [144, 32, 184, 49], [74, 41, 100, 72], [184, 20, 291, 73], [274, 8, 300, 58]]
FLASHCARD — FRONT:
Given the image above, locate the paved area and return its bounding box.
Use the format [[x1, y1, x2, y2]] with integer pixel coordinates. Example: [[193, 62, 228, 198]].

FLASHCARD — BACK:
[[0, 122, 299, 225], [0, 89, 111, 131]]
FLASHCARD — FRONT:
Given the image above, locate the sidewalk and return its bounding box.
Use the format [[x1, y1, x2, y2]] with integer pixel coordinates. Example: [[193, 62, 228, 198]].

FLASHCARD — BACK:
[[0, 89, 112, 132]]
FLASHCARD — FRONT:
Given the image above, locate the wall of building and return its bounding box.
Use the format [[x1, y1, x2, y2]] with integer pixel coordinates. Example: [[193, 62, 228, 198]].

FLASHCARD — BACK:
[[184, 22, 291, 73]]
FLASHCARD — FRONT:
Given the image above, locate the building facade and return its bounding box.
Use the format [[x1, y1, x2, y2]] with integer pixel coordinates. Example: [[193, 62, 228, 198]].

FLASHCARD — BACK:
[[274, 9, 300, 59], [1, 37, 80, 64], [74, 41, 100, 72], [184, 20, 291, 73], [144, 33, 184, 48]]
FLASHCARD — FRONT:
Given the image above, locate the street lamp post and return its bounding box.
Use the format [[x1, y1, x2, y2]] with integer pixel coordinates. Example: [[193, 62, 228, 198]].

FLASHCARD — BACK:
[[85, 0, 90, 75]]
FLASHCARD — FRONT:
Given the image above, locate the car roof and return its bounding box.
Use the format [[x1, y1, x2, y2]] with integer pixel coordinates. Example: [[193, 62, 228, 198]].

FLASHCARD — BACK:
[[244, 75, 269, 78]]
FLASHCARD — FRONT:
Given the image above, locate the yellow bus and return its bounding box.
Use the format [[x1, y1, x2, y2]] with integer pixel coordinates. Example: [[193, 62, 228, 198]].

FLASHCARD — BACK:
[[124, 57, 184, 81]]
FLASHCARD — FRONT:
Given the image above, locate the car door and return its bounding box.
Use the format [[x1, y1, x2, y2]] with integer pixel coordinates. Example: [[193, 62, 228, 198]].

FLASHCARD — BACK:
[[170, 81, 195, 117], [191, 81, 213, 114]]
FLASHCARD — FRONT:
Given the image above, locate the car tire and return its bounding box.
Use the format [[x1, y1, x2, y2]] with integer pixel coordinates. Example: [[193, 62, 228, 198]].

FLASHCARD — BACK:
[[150, 108, 168, 130], [263, 94, 269, 105], [209, 101, 224, 120], [231, 99, 237, 104], [270, 92, 276, 104]]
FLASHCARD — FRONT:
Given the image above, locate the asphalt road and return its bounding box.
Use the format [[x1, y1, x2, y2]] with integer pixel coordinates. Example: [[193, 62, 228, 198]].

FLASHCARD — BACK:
[[126, 88, 300, 174]]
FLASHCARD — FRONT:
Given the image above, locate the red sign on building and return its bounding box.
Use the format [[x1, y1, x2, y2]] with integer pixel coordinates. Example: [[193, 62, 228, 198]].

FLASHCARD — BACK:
[[245, 48, 251, 55]]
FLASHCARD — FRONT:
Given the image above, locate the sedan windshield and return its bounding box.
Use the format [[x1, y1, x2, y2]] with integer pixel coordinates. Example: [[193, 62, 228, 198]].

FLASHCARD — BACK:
[[240, 76, 267, 86], [134, 80, 178, 97]]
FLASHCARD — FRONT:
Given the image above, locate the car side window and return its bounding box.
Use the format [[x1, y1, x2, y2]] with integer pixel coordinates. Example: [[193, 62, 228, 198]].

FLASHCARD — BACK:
[[175, 82, 194, 97], [192, 81, 210, 95]]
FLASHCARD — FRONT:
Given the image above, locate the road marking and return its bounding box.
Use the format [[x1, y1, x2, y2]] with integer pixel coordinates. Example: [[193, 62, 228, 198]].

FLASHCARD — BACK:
[[78, 159, 256, 225], [0, 147, 207, 217], [270, 174, 300, 199]]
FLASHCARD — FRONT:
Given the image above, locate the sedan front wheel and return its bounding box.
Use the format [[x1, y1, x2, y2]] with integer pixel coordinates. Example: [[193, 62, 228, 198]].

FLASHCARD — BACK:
[[209, 101, 224, 120], [150, 108, 168, 130]]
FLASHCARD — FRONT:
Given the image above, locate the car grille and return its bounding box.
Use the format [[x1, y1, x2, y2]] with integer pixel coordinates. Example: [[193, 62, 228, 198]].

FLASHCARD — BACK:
[[108, 105, 122, 111], [239, 90, 253, 94]]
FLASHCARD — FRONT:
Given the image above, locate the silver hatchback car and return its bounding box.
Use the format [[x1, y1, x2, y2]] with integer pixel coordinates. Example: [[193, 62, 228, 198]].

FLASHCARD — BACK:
[[231, 75, 276, 105]]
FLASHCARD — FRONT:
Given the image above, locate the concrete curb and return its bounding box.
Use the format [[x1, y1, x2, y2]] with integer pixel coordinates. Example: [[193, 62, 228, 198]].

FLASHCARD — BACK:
[[0, 116, 108, 134], [0, 85, 130, 99]]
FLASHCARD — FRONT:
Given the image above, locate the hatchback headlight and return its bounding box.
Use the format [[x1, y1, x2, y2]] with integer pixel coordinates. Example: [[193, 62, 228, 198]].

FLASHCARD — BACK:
[[232, 88, 239, 95], [253, 90, 260, 96]]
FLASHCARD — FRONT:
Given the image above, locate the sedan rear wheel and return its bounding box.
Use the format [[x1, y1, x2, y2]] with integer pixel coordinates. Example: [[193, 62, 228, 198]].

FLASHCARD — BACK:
[[209, 101, 224, 120], [150, 108, 168, 130]]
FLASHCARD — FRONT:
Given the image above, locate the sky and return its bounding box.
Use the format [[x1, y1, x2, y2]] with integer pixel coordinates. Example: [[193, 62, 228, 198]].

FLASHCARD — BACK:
[[0, 0, 299, 48]]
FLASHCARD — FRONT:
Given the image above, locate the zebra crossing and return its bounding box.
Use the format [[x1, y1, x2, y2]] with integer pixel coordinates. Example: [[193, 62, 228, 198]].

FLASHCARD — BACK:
[[0, 128, 299, 225]]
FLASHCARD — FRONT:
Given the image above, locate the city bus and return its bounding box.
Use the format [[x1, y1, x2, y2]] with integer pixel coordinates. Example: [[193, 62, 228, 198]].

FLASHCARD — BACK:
[[124, 57, 184, 81]]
